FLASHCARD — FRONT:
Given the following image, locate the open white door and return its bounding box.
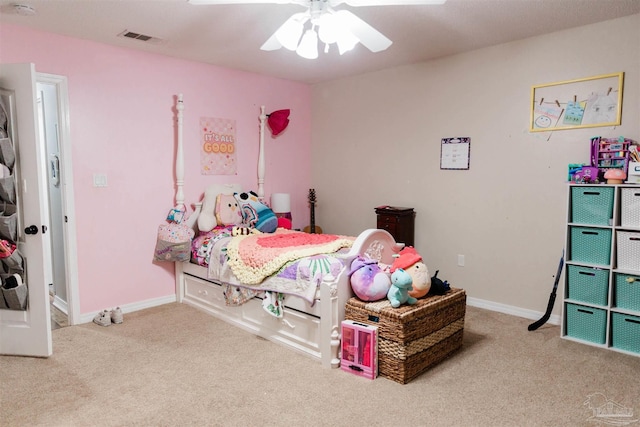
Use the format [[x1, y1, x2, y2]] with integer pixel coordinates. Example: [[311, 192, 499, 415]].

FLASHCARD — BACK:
[[0, 63, 52, 357]]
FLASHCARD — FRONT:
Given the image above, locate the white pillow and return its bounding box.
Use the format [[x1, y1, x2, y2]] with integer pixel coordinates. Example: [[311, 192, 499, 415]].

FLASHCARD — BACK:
[[197, 183, 242, 232]]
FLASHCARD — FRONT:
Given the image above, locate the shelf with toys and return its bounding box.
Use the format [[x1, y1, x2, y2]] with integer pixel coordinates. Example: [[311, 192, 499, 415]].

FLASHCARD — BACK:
[[590, 136, 633, 181], [570, 136, 639, 185]]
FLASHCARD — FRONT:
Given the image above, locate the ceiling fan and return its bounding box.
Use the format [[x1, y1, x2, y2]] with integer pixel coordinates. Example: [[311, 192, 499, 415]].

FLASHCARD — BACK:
[[188, 0, 446, 59]]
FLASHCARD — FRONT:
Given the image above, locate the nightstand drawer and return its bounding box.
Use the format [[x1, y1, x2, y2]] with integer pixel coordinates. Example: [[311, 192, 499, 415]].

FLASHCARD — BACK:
[[377, 221, 398, 234], [377, 215, 401, 225]]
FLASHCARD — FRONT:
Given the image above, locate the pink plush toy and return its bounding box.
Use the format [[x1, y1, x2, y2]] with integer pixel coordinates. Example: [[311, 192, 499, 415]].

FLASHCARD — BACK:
[[349, 256, 391, 302], [391, 247, 431, 299], [215, 193, 243, 226]]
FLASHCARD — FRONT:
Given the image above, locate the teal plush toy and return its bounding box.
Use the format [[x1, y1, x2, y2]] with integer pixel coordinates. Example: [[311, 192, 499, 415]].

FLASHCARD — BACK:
[[387, 268, 417, 308]]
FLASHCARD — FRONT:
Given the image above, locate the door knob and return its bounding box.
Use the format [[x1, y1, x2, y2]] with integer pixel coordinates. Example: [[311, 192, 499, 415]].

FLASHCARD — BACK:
[[24, 225, 38, 235]]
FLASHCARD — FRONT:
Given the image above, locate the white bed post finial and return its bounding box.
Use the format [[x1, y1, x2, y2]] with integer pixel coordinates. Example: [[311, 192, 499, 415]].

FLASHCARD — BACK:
[[176, 94, 185, 208], [257, 105, 266, 200]]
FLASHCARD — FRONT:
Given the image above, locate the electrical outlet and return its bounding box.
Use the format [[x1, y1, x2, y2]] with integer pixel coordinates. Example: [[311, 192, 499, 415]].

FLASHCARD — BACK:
[[457, 254, 465, 267], [93, 173, 108, 187]]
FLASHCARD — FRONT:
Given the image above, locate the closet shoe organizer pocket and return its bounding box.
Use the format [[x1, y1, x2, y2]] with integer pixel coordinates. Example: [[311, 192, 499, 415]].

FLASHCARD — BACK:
[[0, 210, 17, 243], [1, 248, 23, 277], [1, 274, 27, 310], [0, 175, 15, 205], [0, 129, 26, 310], [0, 138, 15, 170]]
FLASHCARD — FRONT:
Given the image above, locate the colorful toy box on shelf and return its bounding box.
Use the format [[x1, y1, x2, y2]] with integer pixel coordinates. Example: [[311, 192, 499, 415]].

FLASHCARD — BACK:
[[340, 320, 378, 380], [590, 136, 634, 182]]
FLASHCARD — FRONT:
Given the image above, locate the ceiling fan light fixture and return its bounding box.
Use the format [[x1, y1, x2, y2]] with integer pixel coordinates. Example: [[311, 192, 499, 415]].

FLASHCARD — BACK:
[[296, 28, 319, 59], [317, 12, 339, 44]]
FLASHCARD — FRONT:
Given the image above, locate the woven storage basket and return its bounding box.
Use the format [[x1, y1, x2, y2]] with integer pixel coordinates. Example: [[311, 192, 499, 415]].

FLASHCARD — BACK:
[[617, 231, 640, 271], [611, 312, 640, 354], [621, 188, 640, 228], [570, 227, 612, 265], [566, 265, 609, 306], [344, 288, 466, 384], [614, 273, 640, 311], [571, 186, 614, 226], [564, 303, 607, 344]]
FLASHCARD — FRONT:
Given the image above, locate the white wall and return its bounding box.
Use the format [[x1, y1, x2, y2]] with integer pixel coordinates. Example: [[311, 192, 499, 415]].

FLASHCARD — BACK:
[[311, 14, 640, 317]]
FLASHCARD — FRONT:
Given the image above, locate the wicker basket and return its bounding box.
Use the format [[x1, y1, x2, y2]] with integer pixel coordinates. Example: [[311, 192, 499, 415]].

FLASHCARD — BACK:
[[344, 288, 466, 384]]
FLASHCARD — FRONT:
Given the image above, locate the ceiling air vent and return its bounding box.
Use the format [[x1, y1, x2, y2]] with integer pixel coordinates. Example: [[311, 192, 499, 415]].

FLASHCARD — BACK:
[[117, 30, 165, 45]]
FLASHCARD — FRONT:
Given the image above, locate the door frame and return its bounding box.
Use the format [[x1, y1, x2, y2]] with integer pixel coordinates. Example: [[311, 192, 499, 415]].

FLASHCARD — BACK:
[[36, 72, 79, 326]]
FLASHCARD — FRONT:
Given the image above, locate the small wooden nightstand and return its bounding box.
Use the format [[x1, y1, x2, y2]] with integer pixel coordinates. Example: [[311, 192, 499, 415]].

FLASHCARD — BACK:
[[375, 206, 415, 247]]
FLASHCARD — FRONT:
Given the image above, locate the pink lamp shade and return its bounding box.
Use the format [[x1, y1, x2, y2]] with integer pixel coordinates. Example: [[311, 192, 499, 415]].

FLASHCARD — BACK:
[[267, 109, 290, 136]]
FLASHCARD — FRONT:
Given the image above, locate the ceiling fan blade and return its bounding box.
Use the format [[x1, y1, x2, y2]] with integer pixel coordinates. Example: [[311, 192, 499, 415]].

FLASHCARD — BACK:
[[260, 33, 283, 51], [260, 12, 308, 51], [332, 0, 445, 6], [188, 0, 306, 5], [334, 10, 392, 53]]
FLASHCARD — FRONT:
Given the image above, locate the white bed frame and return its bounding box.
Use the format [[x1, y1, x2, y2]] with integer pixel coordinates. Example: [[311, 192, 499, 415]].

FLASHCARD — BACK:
[[172, 95, 402, 368]]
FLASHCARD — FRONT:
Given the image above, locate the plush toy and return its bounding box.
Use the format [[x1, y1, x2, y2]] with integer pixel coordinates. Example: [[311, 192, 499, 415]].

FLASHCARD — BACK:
[[429, 270, 451, 295], [391, 247, 431, 299], [231, 226, 260, 236], [215, 194, 243, 226], [349, 256, 391, 302], [234, 191, 278, 233], [387, 268, 417, 308], [197, 184, 242, 233], [197, 186, 218, 232]]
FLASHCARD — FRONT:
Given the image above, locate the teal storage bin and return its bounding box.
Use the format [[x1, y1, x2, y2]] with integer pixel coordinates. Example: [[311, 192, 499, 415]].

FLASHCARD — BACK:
[[570, 227, 612, 265], [614, 273, 640, 311], [567, 265, 609, 306], [565, 303, 607, 344], [611, 312, 640, 354], [571, 186, 614, 225]]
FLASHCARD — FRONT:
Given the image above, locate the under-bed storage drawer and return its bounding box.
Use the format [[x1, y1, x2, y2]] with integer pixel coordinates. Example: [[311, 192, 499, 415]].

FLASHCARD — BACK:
[[243, 303, 321, 355], [184, 274, 234, 315]]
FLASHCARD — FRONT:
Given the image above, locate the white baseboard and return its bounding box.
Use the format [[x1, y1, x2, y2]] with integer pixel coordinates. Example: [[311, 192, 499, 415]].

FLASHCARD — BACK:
[[466, 296, 560, 326], [78, 294, 177, 324], [76, 294, 559, 327]]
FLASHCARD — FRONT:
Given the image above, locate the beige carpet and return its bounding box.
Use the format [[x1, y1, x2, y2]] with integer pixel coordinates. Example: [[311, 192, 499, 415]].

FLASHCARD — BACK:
[[1, 302, 639, 426]]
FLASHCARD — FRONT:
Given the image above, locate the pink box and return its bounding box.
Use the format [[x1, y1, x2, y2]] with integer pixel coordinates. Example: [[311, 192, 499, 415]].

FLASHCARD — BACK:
[[340, 320, 378, 379]]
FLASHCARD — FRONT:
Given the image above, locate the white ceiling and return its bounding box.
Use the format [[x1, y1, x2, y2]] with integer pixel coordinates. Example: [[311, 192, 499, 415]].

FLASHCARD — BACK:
[[1, 0, 639, 84]]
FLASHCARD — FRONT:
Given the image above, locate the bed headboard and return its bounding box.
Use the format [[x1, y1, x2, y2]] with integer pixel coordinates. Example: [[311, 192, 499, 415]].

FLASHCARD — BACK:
[[174, 95, 268, 232]]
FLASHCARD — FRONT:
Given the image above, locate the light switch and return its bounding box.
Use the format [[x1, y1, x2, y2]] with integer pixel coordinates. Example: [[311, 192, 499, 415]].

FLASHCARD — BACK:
[[93, 173, 108, 188]]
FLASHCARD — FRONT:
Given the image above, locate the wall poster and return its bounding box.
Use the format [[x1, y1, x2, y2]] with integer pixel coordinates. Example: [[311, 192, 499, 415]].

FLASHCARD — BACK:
[[200, 117, 237, 175], [530, 72, 624, 132]]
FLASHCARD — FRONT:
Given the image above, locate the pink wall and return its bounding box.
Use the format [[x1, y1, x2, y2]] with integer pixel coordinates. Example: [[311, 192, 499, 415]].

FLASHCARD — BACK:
[[0, 24, 312, 315]]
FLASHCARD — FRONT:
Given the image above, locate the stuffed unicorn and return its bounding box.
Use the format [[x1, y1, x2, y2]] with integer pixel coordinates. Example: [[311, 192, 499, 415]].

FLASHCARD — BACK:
[[349, 256, 391, 302]]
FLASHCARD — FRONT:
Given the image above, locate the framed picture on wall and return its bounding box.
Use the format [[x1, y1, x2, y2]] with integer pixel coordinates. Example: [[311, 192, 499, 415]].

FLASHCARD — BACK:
[[530, 72, 624, 132]]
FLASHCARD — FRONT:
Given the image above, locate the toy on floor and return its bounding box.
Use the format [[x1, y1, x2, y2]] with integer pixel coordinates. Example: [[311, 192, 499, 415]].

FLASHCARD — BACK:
[[387, 268, 417, 308], [429, 270, 451, 295], [349, 256, 391, 302], [391, 246, 431, 299]]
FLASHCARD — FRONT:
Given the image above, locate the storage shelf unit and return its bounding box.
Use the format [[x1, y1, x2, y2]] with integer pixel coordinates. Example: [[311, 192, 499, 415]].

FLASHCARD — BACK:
[[562, 184, 640, 356]]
